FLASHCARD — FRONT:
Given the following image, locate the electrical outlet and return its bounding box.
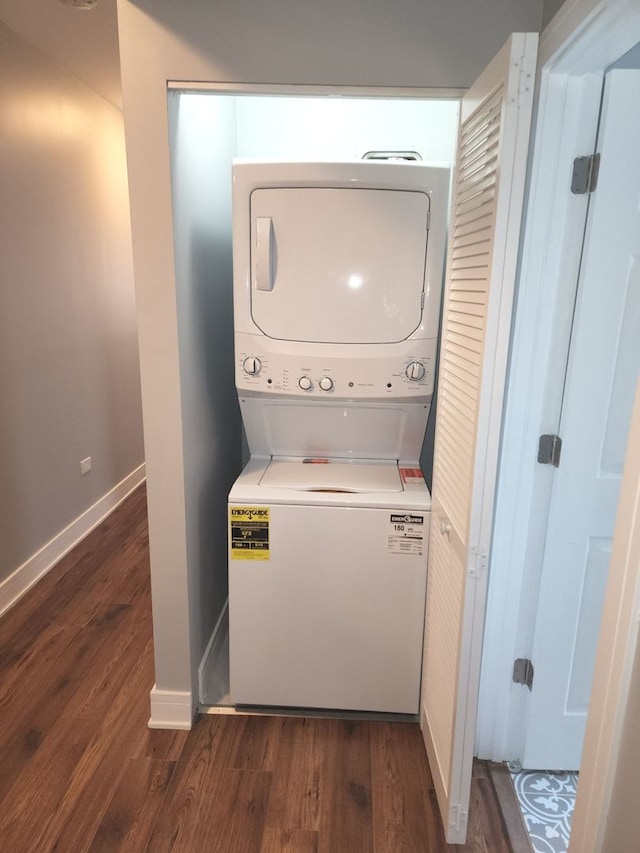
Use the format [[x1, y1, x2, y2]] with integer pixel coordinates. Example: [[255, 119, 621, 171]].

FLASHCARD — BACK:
[[80, 457, 92, 475]]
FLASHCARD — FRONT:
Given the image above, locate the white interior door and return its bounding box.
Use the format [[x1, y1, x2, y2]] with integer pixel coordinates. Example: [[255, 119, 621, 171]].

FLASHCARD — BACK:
[[420, 33, 538, 843], [522, 68, 640, 772]]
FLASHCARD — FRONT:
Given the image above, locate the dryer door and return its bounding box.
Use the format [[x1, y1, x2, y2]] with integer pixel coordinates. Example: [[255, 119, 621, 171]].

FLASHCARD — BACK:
[[249, 187, 430, 344]]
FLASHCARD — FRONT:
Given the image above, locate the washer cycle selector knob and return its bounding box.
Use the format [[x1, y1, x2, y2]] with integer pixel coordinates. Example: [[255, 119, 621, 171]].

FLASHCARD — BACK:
[[298, 376, 313, 391], [319, 376, 334, 391], [242, 356, 262, 376], [405, 361, 426, 381]]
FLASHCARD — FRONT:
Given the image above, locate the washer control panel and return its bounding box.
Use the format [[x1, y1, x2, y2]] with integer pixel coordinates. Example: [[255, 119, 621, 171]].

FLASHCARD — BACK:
[[236, 340, 436, 400]]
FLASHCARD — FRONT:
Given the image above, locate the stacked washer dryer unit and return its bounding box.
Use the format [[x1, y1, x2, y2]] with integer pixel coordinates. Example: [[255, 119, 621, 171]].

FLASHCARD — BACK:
[[229, 160, 448, 715]]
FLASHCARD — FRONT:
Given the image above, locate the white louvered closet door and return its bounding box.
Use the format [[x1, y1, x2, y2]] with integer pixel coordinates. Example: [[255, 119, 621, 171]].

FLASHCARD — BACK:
[[421, 33, 538, 844]]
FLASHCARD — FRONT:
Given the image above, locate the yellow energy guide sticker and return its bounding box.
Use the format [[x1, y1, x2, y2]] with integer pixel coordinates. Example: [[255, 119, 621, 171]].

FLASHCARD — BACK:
[[230, 506, 270, 560]]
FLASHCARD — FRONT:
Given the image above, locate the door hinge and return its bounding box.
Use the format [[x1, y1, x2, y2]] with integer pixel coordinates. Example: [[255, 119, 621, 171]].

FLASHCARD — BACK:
[[571, 154, 600, 194], [538, 434, 562, 467], [468, 546, 488, 579], [426, 210, 431, 230], [420, 291, 425, 309], [449, 802, 467, 834], [513, 658, 534, 691], [517, 66, 534, 109]]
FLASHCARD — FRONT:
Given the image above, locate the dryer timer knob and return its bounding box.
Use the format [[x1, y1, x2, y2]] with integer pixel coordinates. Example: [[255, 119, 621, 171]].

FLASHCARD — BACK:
[[405, 361, 426, 381], [319, 376, 334, 391], [243, 356, 262, 376]]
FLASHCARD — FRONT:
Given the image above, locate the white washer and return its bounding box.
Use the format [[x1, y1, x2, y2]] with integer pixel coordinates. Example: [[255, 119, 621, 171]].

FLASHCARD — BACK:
[[228, 160, 449, 714], [229, 457, 430, 714]]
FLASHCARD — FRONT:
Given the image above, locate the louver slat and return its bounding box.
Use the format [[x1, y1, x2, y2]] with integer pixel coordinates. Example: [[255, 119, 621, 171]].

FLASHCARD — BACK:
[[452, 237, 492, 259], [422, 81, 505, 791], [435, 86, 502, 536], [454, 200, 495, 229], [451, 250, 491, 267], [449, 302, 485, 320]]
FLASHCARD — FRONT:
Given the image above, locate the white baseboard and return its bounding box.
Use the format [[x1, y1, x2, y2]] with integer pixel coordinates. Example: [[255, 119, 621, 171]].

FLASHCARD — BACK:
[[149, 685, 195, 730], [0, 463, 146, 617], [198, 599, 229, 705]]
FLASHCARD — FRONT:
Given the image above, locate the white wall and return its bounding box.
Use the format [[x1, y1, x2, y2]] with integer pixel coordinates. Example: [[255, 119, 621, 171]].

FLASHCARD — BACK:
[[117, 0, 542, 723], [125, 0, 542, 90], [168, 92, 242, 671], [0, 22, 143, 587], [236, 96, 459, 164], [542, 0, 566, 29], [0, 0, 122, 109], [610, 40, 640, 68]]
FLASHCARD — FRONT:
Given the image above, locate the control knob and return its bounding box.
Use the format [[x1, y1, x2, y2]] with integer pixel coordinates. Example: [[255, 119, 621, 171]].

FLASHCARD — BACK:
[[405, 361, 426, 381], [319, 376, 334, 392], [242, 356, 262, 376], [298, 376, 313, 391]]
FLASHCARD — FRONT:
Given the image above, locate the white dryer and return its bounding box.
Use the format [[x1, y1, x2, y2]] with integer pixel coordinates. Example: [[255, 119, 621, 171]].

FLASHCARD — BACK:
[[228, 160, 449, 715]]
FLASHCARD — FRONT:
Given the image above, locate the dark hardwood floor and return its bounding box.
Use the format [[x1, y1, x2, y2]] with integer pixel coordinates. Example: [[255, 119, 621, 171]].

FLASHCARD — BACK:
[[0, 485, 512, 852]]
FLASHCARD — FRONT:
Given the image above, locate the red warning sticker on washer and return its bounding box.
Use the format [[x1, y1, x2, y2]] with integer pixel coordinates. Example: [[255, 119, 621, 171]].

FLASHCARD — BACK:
[[387, 513, 425, 556], [399, 467, 424, 484]]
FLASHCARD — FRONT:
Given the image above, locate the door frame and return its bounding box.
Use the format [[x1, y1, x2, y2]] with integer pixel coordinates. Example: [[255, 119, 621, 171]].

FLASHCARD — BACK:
[[476, 0, 640, 766]]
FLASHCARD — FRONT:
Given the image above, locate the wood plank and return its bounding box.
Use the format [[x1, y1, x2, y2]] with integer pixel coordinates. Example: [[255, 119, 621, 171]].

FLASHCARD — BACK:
[[146, 729, 272, 853], [317, 720, 373, 853], [0, 586, 85, 673], [0, 711, 100, 852], [456, 763, 512, 853], [0, 602, 142, 804], [486, 762, 533, 853], [261, 827, 319, 853], [228, 714, 284, 772], [262, 716, 326, 835], [200, 768, 272, 853], [424, 789, 455, 851], [58, 518, 150, 627], [134, 726, 190, 762], [87, 758, 176, 852], [370, 721, 442, 852], [60, 602, 152, 721], [143, 716, 248, 850], [27, 637, 156, 852]]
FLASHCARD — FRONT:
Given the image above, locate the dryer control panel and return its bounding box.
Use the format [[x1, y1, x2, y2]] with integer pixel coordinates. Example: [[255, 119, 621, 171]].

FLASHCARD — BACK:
[[235, 334, 437, 401]]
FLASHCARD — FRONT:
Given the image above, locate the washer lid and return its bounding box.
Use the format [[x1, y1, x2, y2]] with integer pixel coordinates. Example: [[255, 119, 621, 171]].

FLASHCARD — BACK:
[[259, 457, 403, 493], [249, 187, 430, 344]]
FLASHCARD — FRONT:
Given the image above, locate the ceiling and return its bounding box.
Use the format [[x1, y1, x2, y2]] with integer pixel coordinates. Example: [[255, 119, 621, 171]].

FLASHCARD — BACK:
[[0, 0, 122, 109]]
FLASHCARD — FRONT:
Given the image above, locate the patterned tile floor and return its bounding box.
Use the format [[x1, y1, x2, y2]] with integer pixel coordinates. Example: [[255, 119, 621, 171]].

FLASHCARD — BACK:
[[511, 771, 578, 853]]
